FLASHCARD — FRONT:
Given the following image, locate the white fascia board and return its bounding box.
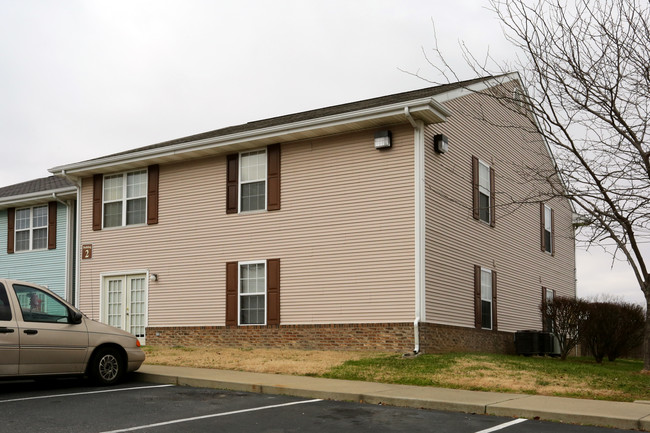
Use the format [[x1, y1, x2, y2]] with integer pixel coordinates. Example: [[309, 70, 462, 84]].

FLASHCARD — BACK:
[[49, 97, 451, 177], [433, 73, 521, 103], [0, 186, 78, 208]]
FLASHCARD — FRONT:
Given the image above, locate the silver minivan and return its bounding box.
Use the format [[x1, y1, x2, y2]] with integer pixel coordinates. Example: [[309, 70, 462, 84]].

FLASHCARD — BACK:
[[0, 279, 145, 385]]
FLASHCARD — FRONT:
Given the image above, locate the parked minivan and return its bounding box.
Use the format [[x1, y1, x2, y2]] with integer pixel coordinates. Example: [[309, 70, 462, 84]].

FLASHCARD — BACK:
[[0, 279, 145, 385]]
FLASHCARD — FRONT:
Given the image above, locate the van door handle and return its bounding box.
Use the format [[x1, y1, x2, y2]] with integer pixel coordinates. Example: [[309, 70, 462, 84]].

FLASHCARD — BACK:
[[0, 327, 14, 333], [23, 329, 38, 335]]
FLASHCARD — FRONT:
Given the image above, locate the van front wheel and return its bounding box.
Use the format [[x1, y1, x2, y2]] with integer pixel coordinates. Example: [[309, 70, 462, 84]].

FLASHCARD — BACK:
[[89, 347, 124, 386]]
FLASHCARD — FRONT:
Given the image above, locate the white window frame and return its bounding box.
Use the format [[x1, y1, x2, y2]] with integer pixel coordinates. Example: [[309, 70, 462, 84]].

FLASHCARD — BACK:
[[480, 268, 493, 330], [14, 205, 48, 252], [102, 169, 148, 228], [544, 204, 553, 254], [478, 159, 491, 224], [238, 149, 267, 213], [238, 260, 267, 326]]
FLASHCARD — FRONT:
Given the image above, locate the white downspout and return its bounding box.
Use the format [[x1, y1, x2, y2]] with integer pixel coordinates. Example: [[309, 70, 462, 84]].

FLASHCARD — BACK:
[[405, 107, 426, 354], [60, 169, 82, 307]]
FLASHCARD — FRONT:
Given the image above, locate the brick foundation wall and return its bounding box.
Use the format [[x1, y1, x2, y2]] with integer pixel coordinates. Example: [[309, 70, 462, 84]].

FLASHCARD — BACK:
[[146, 322, 517, 354], [419, 322, 516, 355]]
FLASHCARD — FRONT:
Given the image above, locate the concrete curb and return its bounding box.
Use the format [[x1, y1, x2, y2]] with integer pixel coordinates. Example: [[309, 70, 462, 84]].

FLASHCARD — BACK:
[[134, 365, 650, 431]]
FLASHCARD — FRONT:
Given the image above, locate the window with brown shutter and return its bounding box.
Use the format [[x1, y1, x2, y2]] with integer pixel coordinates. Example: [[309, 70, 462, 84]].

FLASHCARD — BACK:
[[541, 203, 554, 255], [472, 156, 495, 226], [48, 201, 57, 250], [474, 265, 497, 330], [147, 164, 159, 225], [7, 207, 15, 254], [227, 145, 281, 214], [226, 259, 281, 327]]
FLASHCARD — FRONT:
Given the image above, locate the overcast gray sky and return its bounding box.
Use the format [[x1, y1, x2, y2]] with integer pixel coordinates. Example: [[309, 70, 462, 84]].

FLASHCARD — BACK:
[[0, 0, 645, 306]]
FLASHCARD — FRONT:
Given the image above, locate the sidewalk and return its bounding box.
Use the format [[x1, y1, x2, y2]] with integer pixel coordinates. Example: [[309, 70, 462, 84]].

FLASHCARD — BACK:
[[135, 364, 650, 431]]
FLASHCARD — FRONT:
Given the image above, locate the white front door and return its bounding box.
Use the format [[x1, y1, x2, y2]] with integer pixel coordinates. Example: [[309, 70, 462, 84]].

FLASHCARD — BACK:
[[102, 274, 147, 344]]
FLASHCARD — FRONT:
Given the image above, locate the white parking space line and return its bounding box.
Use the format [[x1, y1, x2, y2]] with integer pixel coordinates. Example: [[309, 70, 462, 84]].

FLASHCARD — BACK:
[[475, 418, 528, 433], [99, 398, 324, 433], [0, 384, 174, 403]]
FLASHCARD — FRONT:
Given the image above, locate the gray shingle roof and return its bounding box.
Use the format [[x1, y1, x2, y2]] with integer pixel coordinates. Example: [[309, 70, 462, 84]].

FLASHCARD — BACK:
[[89, 76, 493, 162], [0, 176, 76, 199]]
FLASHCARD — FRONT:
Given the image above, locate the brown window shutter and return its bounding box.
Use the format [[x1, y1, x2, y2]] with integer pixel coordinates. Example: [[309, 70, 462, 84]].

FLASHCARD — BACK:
[[489, 166, 496, 227], [48, 201, 57, 250], [93, 174, 103, 231], [474, 264, 481, 329], [550, 208, 555, 256], [226, 261, 238, 326], [491, 270, 498, 331], [266, 258, 281, 325], [541, 287, 548, 331], [540, 202, 546, 252], [226, 154, 239, 214], [471, 156, 479, 220], [7, 207, 15, 254], [267, 144, 281, 211], [147, 165, 160, 225]]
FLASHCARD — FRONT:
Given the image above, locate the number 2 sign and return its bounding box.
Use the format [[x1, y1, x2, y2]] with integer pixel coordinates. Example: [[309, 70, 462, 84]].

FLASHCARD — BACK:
[[82, 244, 93, 260]]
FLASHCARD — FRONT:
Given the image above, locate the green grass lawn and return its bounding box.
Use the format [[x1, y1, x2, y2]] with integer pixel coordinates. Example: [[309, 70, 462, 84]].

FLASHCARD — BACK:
[[321, 353, 650, 402]]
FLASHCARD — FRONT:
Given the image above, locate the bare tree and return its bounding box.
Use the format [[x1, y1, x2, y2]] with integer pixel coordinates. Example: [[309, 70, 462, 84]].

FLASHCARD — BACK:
[[420, 0, 650, 370]]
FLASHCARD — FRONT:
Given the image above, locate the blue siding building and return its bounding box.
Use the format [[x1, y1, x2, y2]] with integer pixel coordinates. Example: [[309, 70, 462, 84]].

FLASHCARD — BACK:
[[0, 177, 77, 301]]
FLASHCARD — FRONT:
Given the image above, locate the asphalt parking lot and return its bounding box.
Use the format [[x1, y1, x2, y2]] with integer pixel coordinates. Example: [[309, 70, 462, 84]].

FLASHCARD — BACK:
[[0, 377, 640, 433]]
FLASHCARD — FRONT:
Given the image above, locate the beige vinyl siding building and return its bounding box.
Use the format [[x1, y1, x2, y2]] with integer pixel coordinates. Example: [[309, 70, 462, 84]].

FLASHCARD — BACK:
[[51, 74, 575, 353], [422, 89, 575, 346]]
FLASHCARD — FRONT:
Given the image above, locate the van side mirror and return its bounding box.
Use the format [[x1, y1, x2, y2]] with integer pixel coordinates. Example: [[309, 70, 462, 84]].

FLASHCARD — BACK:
[[69, 310, 83, 324]]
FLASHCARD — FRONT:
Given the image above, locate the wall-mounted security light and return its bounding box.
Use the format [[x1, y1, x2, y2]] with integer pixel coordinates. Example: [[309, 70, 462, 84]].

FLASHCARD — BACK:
[[374, 130, 392, 149], [434, 134, 448, 154], [149, 273, 158, 282]]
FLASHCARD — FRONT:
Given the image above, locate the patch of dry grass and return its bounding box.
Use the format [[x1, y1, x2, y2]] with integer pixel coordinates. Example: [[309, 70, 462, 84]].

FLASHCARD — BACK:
[[143, 345, 385, 376]]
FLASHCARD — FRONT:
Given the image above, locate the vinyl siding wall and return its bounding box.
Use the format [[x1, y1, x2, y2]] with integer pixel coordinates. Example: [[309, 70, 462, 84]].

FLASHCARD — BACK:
[[0, 203, 70, 298], [77, 125, 416, 327], [424, 91, 575, 333]]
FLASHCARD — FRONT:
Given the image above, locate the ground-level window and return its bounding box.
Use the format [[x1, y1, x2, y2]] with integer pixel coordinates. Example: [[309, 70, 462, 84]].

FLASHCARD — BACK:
[[15, 205, 48, 251], [101, 274, 147, 342], [542, 287, 555, 332], [226, 259, 280, 327], [474, 265, 497, 330], [239, 261, 266, 325]]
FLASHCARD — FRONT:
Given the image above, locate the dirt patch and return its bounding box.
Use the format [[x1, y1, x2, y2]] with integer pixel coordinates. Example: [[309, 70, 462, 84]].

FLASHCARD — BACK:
[[143, 346, 382, 376]]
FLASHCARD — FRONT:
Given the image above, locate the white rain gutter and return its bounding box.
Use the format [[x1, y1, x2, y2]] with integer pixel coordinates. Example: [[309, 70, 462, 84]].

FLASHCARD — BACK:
[[405, 106, 426, 354]]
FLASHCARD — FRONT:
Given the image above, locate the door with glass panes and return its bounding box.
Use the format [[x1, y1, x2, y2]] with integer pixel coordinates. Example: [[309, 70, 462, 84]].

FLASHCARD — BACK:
[[102, 275, 147, 344]]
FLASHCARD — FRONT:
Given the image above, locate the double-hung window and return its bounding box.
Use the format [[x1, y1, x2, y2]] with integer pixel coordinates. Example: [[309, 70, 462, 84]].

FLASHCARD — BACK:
[[480, 268, 493, 329], [226, 144, 281, 214], [472, 156, 495, 226], [226, 258, 280, 327], [14, 205, 48, 251], [239, 261, 266, 325], [240, 150, 267, 212], [474, 265, 497, 330], [103, 170, 147, 228], [541, 204, 554, 254]]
